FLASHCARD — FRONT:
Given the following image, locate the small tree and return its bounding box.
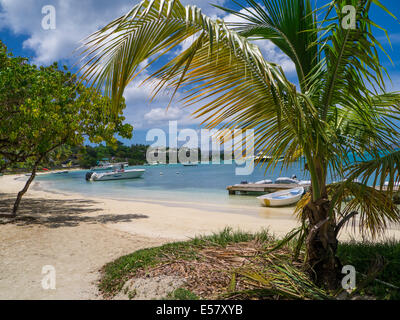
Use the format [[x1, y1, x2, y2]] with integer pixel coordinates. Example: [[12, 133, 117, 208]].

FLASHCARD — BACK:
[[0, 42, 133, 216]]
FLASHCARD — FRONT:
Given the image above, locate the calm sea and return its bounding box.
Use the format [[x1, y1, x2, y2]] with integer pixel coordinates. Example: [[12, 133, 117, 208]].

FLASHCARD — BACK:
[[32, 149, 395, 216], [35, 161, 312, 208]]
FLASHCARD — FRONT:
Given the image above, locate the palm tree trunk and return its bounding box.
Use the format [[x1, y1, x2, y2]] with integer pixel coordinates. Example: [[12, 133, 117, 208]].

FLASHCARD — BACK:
[[303, 198, 342, 290]]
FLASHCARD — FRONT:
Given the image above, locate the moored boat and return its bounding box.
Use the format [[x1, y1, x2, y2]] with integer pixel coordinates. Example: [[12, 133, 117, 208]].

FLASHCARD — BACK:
[[55, 171, 69, 174], [90, 161, 128, 171], [254, 179, 273, 184], [86, 169, 145, 181], [257, 187, 304, 207], [183, 161, 199, 166], [275, 177, 298, 184]]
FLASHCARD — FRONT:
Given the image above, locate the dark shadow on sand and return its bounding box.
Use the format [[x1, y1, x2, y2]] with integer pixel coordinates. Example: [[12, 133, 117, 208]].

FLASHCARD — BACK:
[[0, 194, 148, 228]]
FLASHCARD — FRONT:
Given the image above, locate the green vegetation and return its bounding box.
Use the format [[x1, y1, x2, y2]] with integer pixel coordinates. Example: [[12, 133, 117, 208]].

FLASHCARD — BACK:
[[75, 142, 149, 168], [99, 229, 400, 300], [166, 288, 199, 300], [2, 142, 150, 171], [99, 228, 272, 297], [0, 41, 132, 216], [80, 0, 400, 289], [337, 240, 400, 299], [73, 144, 224, 168]]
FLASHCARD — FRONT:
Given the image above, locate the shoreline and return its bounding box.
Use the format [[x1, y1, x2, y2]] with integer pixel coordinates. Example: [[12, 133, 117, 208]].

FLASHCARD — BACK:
[[4, 171, 400, 242], [1, 173, 400, 299], [31, 178, 295, 218], [7, 173, 299, 239]]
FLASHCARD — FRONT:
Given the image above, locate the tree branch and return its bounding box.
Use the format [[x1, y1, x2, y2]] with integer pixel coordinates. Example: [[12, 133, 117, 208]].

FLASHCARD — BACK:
[[335, 211, 359, 236]]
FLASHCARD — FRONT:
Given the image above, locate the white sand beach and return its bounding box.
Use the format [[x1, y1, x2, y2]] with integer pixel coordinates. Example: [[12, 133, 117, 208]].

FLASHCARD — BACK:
[[1, 173, 399, 300]]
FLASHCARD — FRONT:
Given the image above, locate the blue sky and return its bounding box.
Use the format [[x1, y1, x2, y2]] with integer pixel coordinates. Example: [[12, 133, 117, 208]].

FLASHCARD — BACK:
[[1, 0, 400, 146]]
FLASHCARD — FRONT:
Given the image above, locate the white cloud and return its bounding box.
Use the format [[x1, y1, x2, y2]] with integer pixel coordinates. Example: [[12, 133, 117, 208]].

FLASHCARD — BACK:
[[0, 0, 227, 65], [0, 0, 295, 131], [0, 0, 221, 129], [144, 107, 184, 123], [121, 73, 201, 129], [0, 0, 135, 64], [124, 86, 201, 129]]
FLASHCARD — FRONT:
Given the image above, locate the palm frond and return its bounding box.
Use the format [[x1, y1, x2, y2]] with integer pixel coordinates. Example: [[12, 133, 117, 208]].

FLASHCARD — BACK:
[[236, 262, 333, 300], [295, 180, 400, 238], [346, 150, 400, 195], [80, 0, 290, 114], [318, 0, 392, 121], [215, 0, 319, 92], [329, 181, 400, 237]]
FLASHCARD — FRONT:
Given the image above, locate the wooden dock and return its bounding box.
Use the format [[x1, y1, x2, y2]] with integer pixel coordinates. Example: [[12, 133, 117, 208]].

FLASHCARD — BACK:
[[227, 183, 309, 195], [227, 183, 400, 198]]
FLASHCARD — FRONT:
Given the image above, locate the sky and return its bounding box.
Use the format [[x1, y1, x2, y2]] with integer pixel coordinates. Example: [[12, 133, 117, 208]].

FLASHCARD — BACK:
[[1, 0, 399, 146]]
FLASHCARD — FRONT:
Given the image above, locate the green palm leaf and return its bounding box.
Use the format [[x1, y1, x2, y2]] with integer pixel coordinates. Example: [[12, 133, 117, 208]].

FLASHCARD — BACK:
[[347, 150, 400, 195], [79, 0, 292, 117]]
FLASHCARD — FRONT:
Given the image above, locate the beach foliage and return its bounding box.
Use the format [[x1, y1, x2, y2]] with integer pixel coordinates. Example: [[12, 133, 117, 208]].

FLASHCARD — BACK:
[[0, 41, 133, 215], [75, 142, 149, 168], [337, 240, 400, 299], [99, 228, 272, 296], [99, 228, 400, 300], [166, 288, 200, 300], [79, 0, 400, 289]]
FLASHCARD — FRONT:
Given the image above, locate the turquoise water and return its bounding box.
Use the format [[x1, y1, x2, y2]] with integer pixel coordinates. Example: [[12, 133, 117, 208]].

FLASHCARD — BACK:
[[33, 150, 397, 212], [35, 161, 310, 208]]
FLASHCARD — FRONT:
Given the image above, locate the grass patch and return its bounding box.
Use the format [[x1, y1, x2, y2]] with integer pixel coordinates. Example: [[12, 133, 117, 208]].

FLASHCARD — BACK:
[[99, 228, 400, 300], [99, 228, 272, 297], [337, 240, 400, 299], [166, 288, 200, 300]]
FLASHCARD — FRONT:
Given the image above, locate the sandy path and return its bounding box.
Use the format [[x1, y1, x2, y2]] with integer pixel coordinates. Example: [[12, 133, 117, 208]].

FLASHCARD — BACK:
[[0, 223, 167, 300]]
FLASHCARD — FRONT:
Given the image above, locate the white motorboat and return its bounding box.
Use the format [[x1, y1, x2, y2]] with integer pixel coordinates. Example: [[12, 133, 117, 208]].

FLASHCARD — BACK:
[[298, 180, 311, 185], [275, 177, 299, 184], [254, 179, 273, 185], [55, 171, 69, 174], [90, 165, 114, 171], [255, 155, 272, 161], [86, 169, 145, 181], [90, 162, 128, 172], [257, 187, 304, 207], [148, 161, 166, 166]]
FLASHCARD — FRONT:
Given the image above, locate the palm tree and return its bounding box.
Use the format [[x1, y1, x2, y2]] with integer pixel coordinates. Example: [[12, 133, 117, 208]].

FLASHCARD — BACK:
[[79, 0, 400, 290]]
